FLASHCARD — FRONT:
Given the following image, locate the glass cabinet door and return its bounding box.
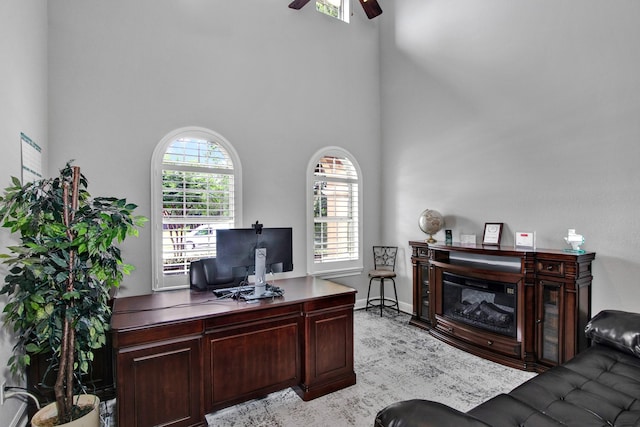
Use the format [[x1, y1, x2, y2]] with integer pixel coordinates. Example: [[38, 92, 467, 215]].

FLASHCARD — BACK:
[[419, 264, 430, 324], [538, 280, 563, 365]]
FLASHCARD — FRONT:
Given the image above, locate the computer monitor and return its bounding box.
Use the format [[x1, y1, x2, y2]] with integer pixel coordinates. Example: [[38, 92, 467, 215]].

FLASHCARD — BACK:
[[216, 227, 293, 282]]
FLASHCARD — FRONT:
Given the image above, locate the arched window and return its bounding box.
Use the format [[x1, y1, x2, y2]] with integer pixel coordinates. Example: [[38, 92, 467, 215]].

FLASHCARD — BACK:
[[151, 127, 242, 290], [307, 147, 363, 277]]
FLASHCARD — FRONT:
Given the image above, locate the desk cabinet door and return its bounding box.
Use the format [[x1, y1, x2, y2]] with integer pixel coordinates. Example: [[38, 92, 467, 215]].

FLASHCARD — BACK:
[[299, 306, 356, 400], [116, 337, 203, 427], [204, 315, 301, 412]]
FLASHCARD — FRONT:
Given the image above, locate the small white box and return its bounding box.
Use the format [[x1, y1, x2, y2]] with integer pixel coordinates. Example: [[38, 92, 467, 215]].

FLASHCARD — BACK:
[[460, 234, 476, 245], [515, 231, 535, 249]]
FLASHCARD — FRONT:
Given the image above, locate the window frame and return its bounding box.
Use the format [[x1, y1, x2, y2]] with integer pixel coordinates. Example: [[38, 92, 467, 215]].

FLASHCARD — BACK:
[[316, 0, 350, 23], [306, 146, 363, 278], [151, 126, 242, 291]]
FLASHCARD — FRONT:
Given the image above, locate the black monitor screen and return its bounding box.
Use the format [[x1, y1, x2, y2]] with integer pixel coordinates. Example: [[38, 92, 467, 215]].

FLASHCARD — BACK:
[[216, 227, 293, 279]]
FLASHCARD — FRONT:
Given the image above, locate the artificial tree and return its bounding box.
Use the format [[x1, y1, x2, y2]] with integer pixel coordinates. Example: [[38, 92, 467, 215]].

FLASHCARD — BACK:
[[0, 162, 146, 424]]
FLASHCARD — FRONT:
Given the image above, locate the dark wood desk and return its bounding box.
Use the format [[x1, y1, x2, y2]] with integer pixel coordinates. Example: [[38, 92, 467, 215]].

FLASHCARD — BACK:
[[111, 276, 357, 427]]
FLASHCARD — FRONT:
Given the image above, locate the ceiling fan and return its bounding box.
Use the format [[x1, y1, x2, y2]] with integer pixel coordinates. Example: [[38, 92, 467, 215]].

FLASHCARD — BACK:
[[288, 0, 383, 20]]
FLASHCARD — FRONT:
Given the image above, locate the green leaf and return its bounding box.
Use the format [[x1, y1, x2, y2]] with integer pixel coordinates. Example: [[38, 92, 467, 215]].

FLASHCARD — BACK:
[[31, 294, 45, 304], [25, 343, 40, 353], [63, 290, 80, 300], [121, 263, 135, 275]]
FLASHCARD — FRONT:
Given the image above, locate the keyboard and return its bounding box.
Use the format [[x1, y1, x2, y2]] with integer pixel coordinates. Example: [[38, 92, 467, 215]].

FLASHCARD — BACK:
[[212, 285, 252, 298], [213, 285, 253, 295], [213, 284, 283, 299], [243, 285, 284, 300]]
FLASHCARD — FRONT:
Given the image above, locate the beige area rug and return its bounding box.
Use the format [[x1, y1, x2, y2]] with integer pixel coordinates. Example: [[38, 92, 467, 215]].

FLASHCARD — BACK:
[[206, 309, 536, 426]]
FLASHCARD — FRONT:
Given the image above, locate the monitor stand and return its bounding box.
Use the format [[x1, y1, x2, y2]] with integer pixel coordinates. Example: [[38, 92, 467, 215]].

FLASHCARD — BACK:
[[253, 247, 267, 297]]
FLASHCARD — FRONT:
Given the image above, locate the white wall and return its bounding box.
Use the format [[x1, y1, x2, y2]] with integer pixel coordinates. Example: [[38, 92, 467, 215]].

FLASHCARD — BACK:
[[380, 0, 640, 314], [47, 0, 382, 296], [0, 1, 48, 424]]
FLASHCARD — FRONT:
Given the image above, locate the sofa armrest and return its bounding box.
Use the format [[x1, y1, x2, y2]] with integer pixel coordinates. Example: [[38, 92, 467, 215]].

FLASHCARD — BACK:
[[374, 400, 491, 427], [585, 310, 640, 358]]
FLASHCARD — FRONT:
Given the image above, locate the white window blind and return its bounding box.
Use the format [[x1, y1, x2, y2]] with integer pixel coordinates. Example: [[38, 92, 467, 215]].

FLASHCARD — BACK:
[[314, 156, 359, 262], [152, 128, 241, 290], [307, 148, 362, 278]]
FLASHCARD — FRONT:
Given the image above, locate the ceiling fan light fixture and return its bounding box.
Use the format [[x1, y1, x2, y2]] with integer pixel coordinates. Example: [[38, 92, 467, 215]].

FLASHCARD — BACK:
[[358, 0, 383, 19], [288, 0, 313, 10]]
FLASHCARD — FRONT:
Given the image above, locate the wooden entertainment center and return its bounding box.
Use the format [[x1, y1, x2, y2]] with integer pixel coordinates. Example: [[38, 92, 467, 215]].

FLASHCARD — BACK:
[[110, 276, 356, 427], [409, 241, 595, 372]]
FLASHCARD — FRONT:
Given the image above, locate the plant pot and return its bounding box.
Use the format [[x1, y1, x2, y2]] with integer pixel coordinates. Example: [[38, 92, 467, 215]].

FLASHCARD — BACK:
[[31, 395, 100, 427]]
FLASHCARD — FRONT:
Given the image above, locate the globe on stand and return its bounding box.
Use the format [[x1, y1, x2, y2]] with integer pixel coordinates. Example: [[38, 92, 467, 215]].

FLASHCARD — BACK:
[[419, 209, 444, 244]]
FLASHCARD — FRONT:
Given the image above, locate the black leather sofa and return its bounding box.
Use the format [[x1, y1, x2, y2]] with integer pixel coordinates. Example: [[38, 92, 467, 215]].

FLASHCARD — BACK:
[[375, 310, 640, 427]]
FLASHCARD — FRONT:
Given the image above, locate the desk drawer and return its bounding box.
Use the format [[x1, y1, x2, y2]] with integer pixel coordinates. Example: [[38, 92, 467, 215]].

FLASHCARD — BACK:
[[204, 304, 300, 330]]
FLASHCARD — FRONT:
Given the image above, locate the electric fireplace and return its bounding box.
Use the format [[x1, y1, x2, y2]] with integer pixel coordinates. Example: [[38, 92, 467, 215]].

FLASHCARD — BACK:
[[410, 241, 596, 372], [442, 272, 517, 338]]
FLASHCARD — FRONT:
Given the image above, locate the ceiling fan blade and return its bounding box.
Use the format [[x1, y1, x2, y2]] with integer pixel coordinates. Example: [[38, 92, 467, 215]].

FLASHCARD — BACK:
[[289, 0, 313, 9], [359, 0, 383, 19]]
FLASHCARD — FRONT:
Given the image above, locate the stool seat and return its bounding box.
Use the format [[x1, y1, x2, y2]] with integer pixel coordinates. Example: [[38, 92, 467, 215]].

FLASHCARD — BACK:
[[365, 246, 399, 317], [368, 270, 396, 278]]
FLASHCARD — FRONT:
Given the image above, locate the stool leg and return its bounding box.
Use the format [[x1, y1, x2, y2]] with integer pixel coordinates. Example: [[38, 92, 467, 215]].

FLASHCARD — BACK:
[[380, 278, 384, 316], [392, 278, 399, 314], [366, 277, 373, 311]]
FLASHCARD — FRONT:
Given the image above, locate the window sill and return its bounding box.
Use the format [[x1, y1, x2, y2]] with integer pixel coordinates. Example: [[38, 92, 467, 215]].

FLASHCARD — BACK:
[[310, 267, 363, 280]]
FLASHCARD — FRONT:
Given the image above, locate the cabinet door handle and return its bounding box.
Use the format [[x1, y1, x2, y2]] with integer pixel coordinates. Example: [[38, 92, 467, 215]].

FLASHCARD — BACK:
[[487, 340, 493, 346], [447, 327, 454, 333], [547, 265, 554, 271], [536, 319, 542, 324]]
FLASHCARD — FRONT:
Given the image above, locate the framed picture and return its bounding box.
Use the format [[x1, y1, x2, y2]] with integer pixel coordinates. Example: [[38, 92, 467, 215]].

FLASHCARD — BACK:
[[482, 223, 503, 246]]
